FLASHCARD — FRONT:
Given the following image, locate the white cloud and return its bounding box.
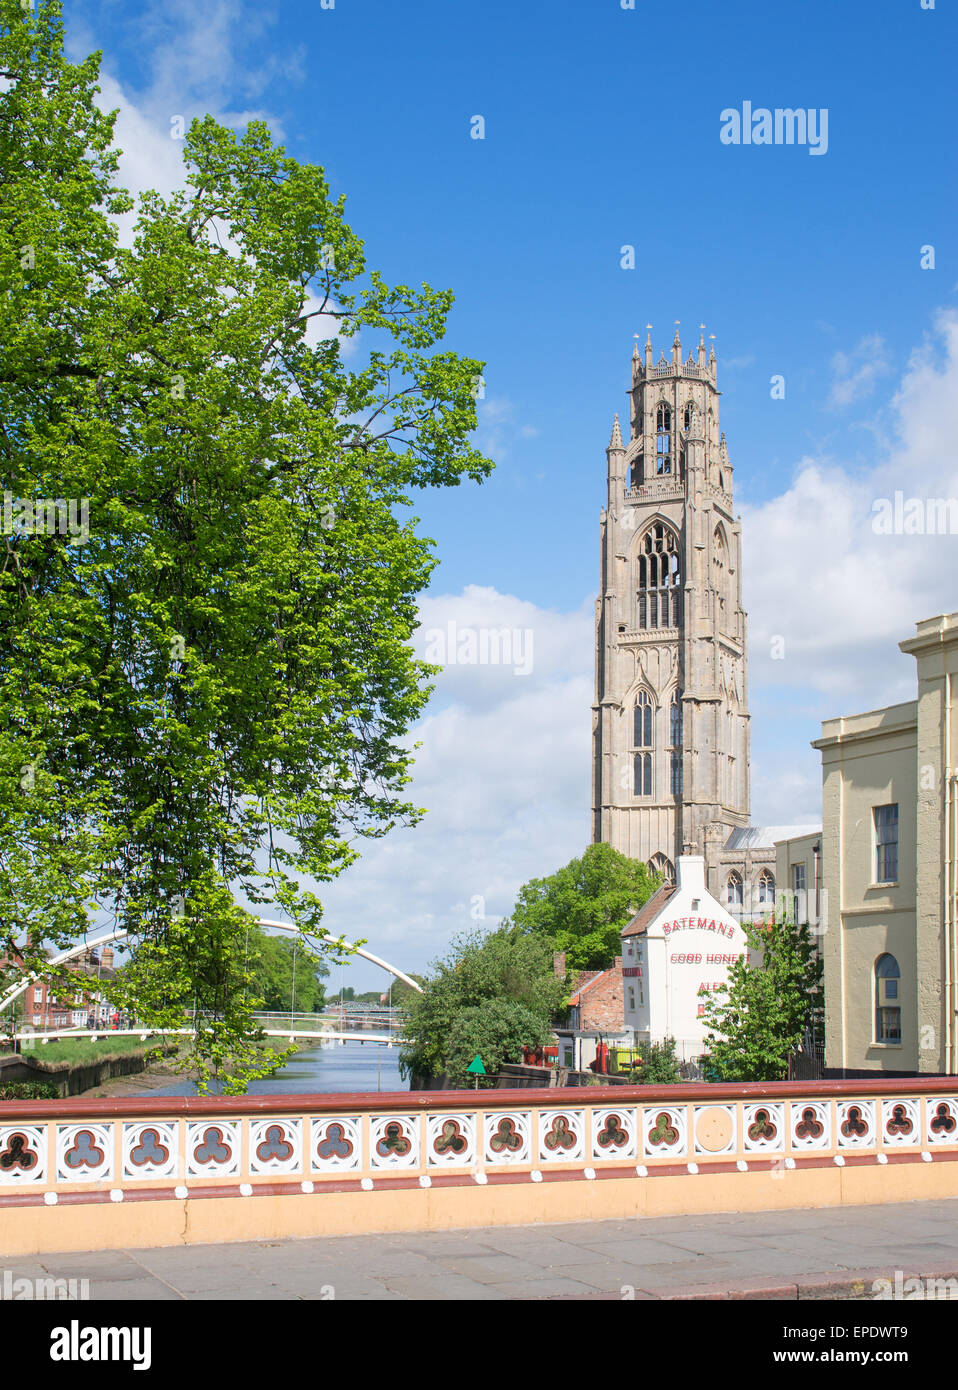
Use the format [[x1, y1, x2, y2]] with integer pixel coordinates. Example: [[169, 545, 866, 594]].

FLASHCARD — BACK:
[[314, 587, 595, 980], [746, 310, 958, 700], [828, 332, 894, 407], [70, 0, 292, 243], [475, 397, 538, 462], [743, 310, 958, 823]]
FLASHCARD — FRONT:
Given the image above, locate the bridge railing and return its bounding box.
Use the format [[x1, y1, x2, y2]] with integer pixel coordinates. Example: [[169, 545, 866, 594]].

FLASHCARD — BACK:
[[1, 1076, 957, 1225]]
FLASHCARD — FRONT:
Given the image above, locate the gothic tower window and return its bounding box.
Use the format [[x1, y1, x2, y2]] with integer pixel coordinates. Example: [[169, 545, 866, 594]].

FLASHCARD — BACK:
[[757, 869, 775, 906], [713, 526, 728, 627], [633, 690, 653, 747], [632, 690, 653, 797], [683, 402, 695, 433], [633, 752, 652, 797], [648, 853, 675, 884], [726, 872, 743, 908], [669, 692, 682, 796], [637, 523, 682, 629], [629, 453, 644, 489], [655, 404, 672, 475], [726, 707, 734, 805], [669, 692, 682, 748]]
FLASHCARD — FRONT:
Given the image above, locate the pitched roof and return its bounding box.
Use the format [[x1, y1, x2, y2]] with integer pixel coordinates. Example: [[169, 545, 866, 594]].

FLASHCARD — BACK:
[[568, 969, 605, 1007], [620, 884, 675, 938], [723, 824, 820, 850]]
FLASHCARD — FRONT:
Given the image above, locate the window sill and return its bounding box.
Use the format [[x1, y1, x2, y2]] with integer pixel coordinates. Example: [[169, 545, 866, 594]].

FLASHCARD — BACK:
[[868, 882, 899, 891], [871, 1042, 903, 1049]]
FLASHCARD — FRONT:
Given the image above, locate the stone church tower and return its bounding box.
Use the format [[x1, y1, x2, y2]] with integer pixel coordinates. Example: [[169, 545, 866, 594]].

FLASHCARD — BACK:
[[591, 325, 774, 903]]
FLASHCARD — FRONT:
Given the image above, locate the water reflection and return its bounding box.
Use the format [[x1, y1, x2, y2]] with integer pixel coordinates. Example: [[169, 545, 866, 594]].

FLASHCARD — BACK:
[[147, 1039, 406, 1096]]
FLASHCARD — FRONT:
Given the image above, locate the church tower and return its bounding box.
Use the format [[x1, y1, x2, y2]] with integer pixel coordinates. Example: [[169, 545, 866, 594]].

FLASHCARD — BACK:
[[591, 325, 751, 885]]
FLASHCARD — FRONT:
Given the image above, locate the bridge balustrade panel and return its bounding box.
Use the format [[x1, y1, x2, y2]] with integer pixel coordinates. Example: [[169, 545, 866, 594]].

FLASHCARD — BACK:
[[0, 1080, 956, 1204]]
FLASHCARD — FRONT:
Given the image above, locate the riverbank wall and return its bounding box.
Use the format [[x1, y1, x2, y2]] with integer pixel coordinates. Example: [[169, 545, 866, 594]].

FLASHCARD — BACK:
[[0, 1043, 180, 1098]]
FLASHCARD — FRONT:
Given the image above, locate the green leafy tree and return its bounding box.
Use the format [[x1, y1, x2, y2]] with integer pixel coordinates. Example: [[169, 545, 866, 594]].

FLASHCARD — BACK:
[[700, 911, 824, 1082], [399, 927, 566, 1086], [508, 842, 659, 972], [0, 2, 491, 1090], [444, 998, 553, 1089], [629, 1037, 681, 1084], [246, 928, 328, 1014]]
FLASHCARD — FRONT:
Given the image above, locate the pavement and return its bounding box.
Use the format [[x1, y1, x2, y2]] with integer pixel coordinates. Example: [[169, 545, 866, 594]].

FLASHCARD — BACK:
[[8, 1198, 958, 1300]]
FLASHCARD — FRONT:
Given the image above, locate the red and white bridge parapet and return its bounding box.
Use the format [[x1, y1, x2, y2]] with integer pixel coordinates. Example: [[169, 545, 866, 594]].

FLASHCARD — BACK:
[[2, 1079, 958, 1253]]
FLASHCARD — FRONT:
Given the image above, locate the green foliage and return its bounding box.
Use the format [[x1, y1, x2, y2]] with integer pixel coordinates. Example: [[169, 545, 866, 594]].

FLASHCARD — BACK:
[[399, 927, 566, 1085], [444, 998, 554, 1089], [0, 1080, 59, 1099], [629, 1036, 681, 1085], [0, 2, 491, 1090], [700, 911, 824, 1082], [245, 927, 328, 1013], [507, 842, 659, 972]]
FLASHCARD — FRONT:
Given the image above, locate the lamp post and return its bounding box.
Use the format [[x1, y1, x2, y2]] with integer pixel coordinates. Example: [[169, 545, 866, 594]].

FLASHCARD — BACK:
[[290, 939, 298, 1032]]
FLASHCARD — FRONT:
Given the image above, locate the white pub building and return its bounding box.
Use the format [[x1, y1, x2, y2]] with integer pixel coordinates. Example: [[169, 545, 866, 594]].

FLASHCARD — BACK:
[[621, 854, 748, 1063]]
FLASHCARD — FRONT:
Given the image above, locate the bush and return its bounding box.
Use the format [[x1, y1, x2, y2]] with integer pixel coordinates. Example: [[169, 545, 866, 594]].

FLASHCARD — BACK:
[[0, 1081, 60, 1100], [629, 1037, 681, 1085]]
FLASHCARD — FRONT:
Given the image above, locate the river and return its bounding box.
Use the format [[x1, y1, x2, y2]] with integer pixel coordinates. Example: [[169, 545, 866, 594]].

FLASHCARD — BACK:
[[146, 1039, 406, 1096]]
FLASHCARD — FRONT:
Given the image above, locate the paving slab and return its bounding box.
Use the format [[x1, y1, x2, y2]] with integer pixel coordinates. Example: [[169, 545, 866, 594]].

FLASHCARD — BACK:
[[22, 1196, 958, 1300], [377, 1273, 505, 1300], [432, 1252, 564, 1284], [84, 1277, 186, 1301], [564, 1235, 731, 1266], [489, 1275, 610, 1299]]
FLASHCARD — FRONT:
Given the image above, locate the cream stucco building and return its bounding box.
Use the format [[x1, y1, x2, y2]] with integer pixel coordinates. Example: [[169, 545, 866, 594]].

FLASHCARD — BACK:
[[805, 611, 958, 1077], [621, 854, 748, 1062], [591, 327, 816, 915]]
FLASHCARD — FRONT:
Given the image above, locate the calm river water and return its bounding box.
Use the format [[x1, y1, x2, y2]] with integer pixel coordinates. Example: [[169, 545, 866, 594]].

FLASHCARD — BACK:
[[147, 1039, 406, 1096]]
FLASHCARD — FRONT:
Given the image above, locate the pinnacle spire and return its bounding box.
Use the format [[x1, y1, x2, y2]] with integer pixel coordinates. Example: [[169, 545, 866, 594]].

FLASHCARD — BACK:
[[608, 413, 624, 450]]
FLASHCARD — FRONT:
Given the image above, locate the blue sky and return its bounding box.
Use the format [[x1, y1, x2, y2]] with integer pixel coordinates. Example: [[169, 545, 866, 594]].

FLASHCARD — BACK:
[[65, 0, 958, 989]]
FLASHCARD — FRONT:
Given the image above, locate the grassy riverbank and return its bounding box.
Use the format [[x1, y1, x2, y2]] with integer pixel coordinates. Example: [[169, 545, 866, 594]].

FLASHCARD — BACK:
[[19, 1034, 174, 1067]]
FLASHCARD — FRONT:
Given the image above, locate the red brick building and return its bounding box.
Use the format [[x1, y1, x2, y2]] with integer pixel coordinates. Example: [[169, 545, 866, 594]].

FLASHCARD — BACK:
[[552, 951, 629, 1071], [2, 946, 117, 1032]]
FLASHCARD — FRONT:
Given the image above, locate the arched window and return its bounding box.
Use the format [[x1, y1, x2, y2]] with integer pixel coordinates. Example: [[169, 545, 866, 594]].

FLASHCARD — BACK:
[[648, 853, 674, 884], [655, 403, 671, 475], [712, 526, 728, 627], [637, 524, 682, 630], [669, 693, 682, 747], [757, 870, 775, 905], [633, 752, 652, 797], [875, 954, 901, 1043], [668, 692, 683, 797], [629, 453, 644, 489], [633, 690, 653, 748], [726, 872, 743, 908], [683, 402, 695, 433], [632, 691, 653, 797]]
